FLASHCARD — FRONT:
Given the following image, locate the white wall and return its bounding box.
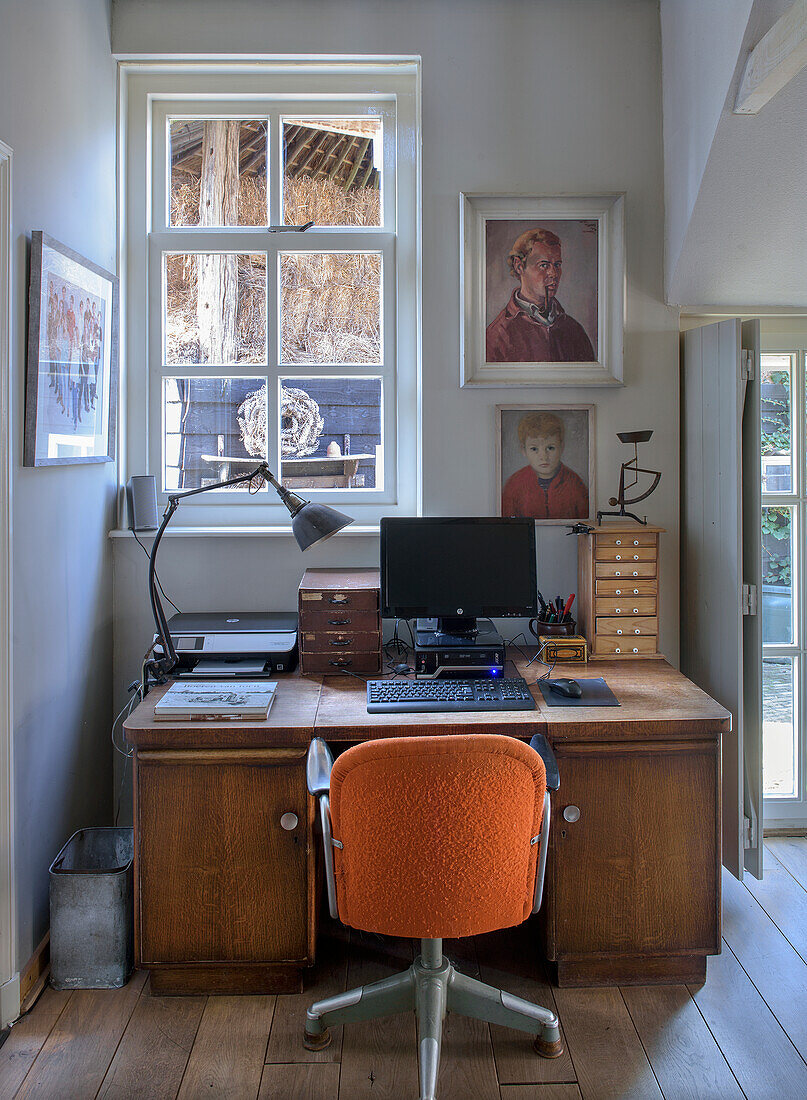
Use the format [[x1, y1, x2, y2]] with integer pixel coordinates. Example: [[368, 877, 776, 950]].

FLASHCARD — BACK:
[[0, 0, 117, 972], [659, 0, 753, 299], [111, 0, 679, 756]]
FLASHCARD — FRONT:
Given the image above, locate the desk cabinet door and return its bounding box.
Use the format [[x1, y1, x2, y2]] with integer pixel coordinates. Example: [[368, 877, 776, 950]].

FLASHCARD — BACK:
[[136, 750, 312, 966], [544, 740, 720, 960]]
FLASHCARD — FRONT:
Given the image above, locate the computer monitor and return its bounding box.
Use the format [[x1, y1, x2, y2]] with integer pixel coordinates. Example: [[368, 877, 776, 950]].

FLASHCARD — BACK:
[[380, 517, 537, 638]]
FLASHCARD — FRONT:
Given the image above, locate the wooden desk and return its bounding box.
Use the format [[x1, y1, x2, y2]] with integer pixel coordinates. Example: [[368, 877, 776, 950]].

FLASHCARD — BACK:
[[124, 658, 730, 992]]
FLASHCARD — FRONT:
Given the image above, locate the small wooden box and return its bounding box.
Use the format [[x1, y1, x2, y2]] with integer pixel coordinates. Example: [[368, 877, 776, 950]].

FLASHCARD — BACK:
[[539, 635, 588, 663], [298, 568, 382, 676]]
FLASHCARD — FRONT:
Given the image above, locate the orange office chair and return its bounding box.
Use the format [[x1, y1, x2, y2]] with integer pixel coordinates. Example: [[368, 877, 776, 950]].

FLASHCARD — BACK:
[[304, 732, 562, 1100]]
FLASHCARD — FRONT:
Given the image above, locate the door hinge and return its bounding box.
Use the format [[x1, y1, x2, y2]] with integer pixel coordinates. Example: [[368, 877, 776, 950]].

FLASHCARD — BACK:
[[743, 814, 757, 849], [741, 349, 755, 381], [742, 583, 758, 616]]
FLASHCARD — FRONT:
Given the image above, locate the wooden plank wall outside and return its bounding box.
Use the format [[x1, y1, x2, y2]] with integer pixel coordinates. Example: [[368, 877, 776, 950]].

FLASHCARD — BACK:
[[3, 837, 807, 1098]]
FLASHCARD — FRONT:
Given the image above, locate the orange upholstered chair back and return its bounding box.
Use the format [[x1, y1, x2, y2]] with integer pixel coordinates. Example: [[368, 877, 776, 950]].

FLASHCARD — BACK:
[[329, 734, 547, 940]]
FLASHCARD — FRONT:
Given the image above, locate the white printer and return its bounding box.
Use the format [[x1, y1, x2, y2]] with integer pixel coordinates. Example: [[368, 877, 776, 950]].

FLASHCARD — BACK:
[[153, 611, 298, 678]]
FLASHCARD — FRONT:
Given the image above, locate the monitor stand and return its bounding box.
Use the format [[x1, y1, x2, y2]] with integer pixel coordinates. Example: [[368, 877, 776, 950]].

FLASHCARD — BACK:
[[414, 617, 502, 649]]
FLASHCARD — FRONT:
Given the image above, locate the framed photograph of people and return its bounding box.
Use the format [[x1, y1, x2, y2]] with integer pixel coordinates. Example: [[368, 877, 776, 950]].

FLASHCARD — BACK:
[[460, 194, 624, 387], [24, 231, 118, 466], [496, 404, 596, 524]]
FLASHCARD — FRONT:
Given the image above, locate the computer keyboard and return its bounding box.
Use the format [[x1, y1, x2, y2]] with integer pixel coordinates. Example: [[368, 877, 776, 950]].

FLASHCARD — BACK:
[[366, 676, 536, 713]]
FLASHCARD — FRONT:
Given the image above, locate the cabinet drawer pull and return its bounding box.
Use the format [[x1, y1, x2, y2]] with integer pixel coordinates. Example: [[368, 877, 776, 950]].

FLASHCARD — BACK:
[[615, 589, 622, 595], [633, 554, 639, 560], [563, 805, 581, 823], [615, 571, 621, 576], [280, 813, 298, 831], [328, 618, 351, 625], [615, 608, 621, 614], [633, 539, 639, 545], [615, 647, 621, 653], [328, 595, 348, 604], [632, 571, 638, 576], [615, 554, 622, 560], [633, 608, 639, 614], [615, 539, 622, 545], [329, 658, 352, 667], [633, 647, 639, 653], [634, 629, 640, 634], [329, 639, 351, 647], [617, 629, 623, 635]]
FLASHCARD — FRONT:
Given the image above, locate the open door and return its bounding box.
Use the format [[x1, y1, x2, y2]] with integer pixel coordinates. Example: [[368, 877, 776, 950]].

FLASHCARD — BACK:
[[681, 319, 763, 881]]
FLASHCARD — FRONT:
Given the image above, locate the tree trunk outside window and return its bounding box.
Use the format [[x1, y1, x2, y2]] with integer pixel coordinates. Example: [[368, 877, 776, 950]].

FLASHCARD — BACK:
[[196, 121, 240, 364]]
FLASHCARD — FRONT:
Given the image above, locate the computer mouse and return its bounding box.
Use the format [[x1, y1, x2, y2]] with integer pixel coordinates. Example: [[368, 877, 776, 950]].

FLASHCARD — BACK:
[[548, 678, 582, 698], [394, 663, 411, 675]]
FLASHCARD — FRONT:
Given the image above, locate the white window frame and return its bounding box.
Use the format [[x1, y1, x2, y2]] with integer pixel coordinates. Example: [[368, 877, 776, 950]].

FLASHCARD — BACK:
[[119, 59, 421, 531], [760, 339, 807, 828]]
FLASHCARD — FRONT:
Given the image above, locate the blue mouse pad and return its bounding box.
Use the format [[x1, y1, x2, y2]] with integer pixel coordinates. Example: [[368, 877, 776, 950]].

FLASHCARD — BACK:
[[537, 678, 620, 707]]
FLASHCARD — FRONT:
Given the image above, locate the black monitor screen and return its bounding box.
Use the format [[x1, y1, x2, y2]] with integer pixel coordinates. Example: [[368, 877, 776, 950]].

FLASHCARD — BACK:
[[380, 518, 537, 619]]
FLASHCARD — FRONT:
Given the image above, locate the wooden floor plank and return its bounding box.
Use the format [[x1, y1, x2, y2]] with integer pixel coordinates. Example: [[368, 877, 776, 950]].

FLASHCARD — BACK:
[[433, 1010, 500, 1100], [552, 986, 663, 1100], [500, 1086, 582, 1099], [13, 970, 146, 1100], [0, 987, 72, 1098], [96, 979, 206, 1099], [476, 926, 575, 1086], [258, 1063, 340, 1099], [722, 865, 807, 1061], [621, 984, 743, 1099], [177, 995, 275, 1100], [265, 923, 349, 1065], [337, 932, 418, 1100], [689, 941, 807, 1099], [744, 845, 807, 962], [765, 837, 807, 887]]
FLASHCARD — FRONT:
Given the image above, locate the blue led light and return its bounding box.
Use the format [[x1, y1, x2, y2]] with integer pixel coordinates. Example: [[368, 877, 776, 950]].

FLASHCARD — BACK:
[[490, 668, 499, 676]]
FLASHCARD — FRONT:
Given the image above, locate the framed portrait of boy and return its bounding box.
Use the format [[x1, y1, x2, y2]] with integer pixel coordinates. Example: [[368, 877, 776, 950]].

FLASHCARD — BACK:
[[460, 193, 624, 387], [24, 232, 119, 466], [496, 404, 596, 524]]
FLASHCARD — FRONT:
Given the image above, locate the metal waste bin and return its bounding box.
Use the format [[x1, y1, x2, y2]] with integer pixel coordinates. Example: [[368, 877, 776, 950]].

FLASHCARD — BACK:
[[49, 827, 134, 989]]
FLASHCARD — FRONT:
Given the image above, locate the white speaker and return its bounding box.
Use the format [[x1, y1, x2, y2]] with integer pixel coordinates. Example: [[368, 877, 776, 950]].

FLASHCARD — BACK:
[[127, 475, 158, 531]]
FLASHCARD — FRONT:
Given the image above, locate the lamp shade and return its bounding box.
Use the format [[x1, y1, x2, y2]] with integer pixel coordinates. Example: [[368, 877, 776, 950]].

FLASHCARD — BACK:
[[291, 501, 354, 551]]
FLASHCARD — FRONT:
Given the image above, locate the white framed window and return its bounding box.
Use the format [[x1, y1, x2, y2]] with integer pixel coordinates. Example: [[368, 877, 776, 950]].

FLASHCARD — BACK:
[[120, 61, 421, 529], [760, 343, 807, 827]]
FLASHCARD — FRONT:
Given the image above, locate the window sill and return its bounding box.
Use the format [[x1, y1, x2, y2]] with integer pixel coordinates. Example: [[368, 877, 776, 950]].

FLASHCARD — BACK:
[[109, 525, 380, 538]]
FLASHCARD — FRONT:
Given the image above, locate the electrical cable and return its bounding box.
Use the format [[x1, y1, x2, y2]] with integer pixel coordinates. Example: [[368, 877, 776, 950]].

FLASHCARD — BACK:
[[132, 529, 182, 615]]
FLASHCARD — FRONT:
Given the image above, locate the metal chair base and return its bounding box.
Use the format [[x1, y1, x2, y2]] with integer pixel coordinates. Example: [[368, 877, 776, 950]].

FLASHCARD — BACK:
[[304, 938, 562, 1100]]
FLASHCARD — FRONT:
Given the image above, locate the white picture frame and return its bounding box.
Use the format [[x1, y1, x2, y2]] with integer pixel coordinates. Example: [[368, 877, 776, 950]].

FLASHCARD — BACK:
[[460, 193, 625, 387]]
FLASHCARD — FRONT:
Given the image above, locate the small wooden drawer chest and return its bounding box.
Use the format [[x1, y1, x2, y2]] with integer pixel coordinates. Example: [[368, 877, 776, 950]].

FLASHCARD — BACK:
[[577, 523, 664, 659], [298, 568, 382, 676]]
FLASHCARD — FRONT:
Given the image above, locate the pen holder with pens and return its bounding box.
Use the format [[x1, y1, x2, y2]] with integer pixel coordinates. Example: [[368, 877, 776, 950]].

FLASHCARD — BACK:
[[529, 618, 577, 638]]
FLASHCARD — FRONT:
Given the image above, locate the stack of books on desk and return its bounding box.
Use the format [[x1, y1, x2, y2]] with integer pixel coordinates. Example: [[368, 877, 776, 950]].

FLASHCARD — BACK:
[[154, 680, 278, 721]]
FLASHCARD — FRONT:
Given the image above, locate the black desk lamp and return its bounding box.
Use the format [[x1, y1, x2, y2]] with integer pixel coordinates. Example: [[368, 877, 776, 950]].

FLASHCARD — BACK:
[[146, 462, 353, 683]]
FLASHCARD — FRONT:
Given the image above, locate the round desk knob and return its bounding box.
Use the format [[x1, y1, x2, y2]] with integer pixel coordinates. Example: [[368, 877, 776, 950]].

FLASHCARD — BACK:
[[633, 540, 639, 546], [615, 608, 621, 614], [632, 571, 638, 576], [563, 805, 581, 823], [615, 571, 621, 576], [632, 647, 639, 653], [616, 555, 622, 560], [615, 647, 621, 653], [633, 589, 639, 594], [280, 813, 298, 831], [615, 589, 622, 595], [633, 608, 639, 614], [634, 629, 641, 634], [617, 629, 623, 635], [616, 540, 622, 546], [633, 554, 639, 560]]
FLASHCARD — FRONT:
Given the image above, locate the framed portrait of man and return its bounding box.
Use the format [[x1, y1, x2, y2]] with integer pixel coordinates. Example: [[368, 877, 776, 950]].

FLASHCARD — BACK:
[[460, 194, 624, 387], [496, 404, 596, 524]]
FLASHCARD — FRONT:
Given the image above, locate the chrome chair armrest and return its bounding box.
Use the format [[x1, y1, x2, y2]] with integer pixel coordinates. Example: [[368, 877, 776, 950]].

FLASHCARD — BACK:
[[532, 790, 552, 914], [307, 738, 339, 919], [307, 737, 335, 795]]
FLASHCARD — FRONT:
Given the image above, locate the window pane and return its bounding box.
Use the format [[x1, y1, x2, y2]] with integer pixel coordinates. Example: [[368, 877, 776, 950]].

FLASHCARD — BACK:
[[164, 253, 266, 365], [761, 354, 792, 492], [163, 377, 268, 492], [763, 657, 798, 798], [283, 118, 381, 227], [169, 120, 268, 227], [278, 377, 382, 489], [280, 252, 381, 365], [762, 506, 794, 645]]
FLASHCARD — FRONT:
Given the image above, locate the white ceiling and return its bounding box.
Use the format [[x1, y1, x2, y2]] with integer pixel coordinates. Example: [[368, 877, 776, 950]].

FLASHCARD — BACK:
[[666, 0, 807, 308]]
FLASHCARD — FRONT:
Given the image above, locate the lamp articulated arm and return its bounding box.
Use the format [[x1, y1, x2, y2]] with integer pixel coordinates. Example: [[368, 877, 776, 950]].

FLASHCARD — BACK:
[[145, 462, 353, 685]]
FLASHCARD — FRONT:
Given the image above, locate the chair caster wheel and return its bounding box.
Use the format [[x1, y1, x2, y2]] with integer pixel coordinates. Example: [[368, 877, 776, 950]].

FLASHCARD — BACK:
[[534, 1033, 564, 1059], [303, 1027, 332, 1051]]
